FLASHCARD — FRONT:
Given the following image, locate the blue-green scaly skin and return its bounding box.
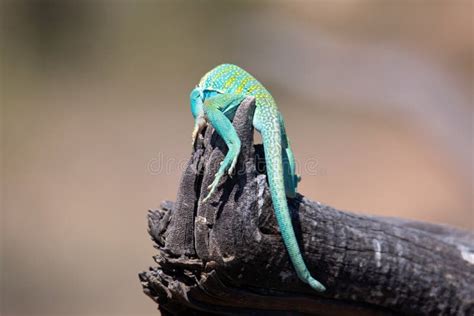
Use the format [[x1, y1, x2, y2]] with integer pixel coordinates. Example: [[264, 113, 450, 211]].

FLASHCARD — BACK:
[[191, 64, 326, 292]]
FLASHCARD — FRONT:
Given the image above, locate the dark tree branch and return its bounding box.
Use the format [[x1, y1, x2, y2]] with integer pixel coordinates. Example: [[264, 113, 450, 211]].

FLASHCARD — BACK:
[[139, 97, 473, 316]]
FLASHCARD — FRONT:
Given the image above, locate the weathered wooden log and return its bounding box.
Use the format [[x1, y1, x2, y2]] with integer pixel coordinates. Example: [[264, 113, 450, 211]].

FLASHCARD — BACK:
[[139, 97, 473, 315]]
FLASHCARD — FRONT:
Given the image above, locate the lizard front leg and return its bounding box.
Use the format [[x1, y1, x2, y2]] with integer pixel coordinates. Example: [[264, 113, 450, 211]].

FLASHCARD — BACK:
[[201, 93, 246, 202], [190, 88, 207, 146]]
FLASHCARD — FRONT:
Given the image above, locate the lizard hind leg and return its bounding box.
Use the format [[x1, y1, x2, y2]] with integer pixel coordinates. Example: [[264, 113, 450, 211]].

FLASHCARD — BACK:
[[279, 113, 299, 198], [201, 93, 245, 203]]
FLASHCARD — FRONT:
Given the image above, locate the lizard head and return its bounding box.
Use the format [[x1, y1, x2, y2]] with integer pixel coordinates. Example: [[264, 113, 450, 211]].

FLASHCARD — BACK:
[[190, 87, 204, 120]]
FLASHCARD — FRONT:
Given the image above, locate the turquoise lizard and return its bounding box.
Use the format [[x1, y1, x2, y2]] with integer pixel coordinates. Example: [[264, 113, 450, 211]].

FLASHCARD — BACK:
[[189, 64, 326, 292]]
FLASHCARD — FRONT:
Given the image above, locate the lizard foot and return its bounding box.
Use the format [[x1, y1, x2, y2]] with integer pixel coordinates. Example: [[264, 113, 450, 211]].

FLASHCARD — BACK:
[[202, 172, 224, 203], [228, 157, 239, 176]]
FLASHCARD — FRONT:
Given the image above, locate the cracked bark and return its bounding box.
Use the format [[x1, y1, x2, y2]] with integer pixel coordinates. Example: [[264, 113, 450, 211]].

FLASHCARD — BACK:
[[139, 97, 474, 316]]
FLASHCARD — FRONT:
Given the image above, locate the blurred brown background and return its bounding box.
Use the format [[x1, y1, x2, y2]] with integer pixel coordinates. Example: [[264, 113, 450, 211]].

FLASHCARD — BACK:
[[1, 1, 472, 315]]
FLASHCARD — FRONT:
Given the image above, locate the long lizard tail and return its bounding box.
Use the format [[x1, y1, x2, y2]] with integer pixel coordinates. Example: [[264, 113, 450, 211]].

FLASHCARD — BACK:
[[260, 124, 326, 292]]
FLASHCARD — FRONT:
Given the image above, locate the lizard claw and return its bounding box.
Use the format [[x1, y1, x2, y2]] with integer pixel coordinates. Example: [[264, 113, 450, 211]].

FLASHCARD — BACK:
[[207, 178, 219, 191], [228, 157, 238, 176], [201, 194, 211, 204], [202, 173, 222, 203], [202, 188, 215, 204]]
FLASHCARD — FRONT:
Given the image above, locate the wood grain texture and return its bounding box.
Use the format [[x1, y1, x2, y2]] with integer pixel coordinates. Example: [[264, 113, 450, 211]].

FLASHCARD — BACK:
[[139, 97, 473, 315]]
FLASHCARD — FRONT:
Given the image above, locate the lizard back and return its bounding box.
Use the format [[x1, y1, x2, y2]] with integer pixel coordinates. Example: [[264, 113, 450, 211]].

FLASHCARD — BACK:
[[199, 64, 276, 108]]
